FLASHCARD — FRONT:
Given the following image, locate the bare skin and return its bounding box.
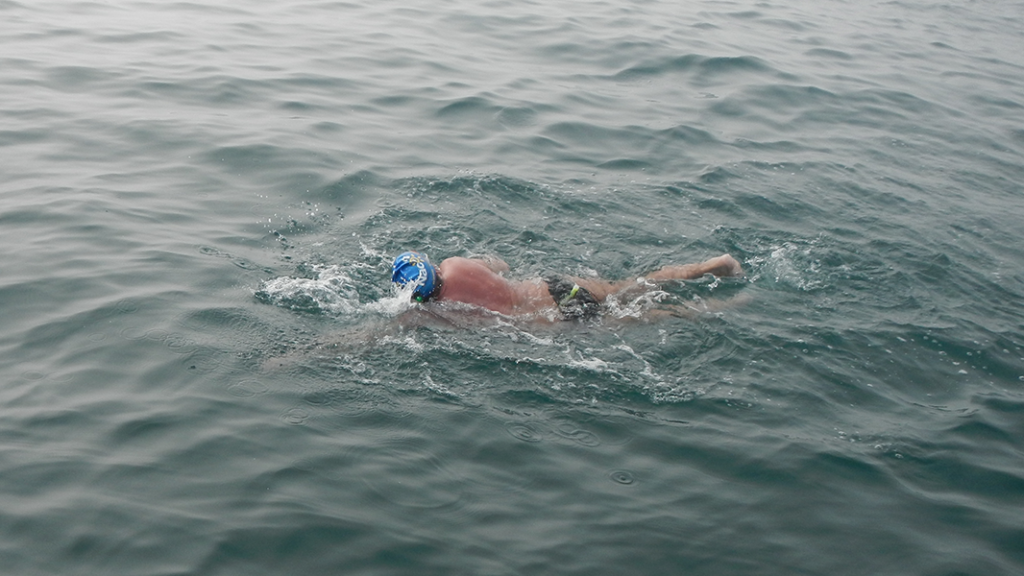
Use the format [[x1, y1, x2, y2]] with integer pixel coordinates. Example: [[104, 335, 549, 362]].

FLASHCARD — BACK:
[[431, 254, 744, 317]]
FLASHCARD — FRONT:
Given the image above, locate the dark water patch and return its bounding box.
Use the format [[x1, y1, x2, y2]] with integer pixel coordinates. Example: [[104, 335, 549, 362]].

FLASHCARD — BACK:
[[743, 83, 839, 110], [0, 127, 49, 147], [1008, 128, 1024, 148], [759, 17, 807, 32], [348, 441, 467, 509], [278, 100, 316, 112], [94, 30, 186, 44], [16, 408, 101, 443], [435, 95, 500, 119], [317, 170, 388, 205], [891, 440, 1024, 531], [496, 106, 539, 128], [699, 55, 786, 80], [133, 75, 269, 109], [695, 165, 740, 184], [946, 416, 1018, 450], [611, 53, 779, 84], [278, 73, 364, 93], [732, 190, 829, 223], [42, 65, 115, 92], [311, 120, 345, 135], [705, 96, 753, 121], [968, 93, 1024, 115], [596, 158, 651, 171], [105, 411, 194, 449], [731, 138, 813, 153], [849, 87, 940, 116], [656, 124, 719, 146], [973, 394, 1024, 447], [536, 40, 594, 61], [976, 391, 1024, 416], [198, 514, 375, 573], [543, 121, 634, 147], [725, 10, 762, 20], [369, 93, 418, 108], [804, 48, 853, 60], [202, 143, 304, 175]]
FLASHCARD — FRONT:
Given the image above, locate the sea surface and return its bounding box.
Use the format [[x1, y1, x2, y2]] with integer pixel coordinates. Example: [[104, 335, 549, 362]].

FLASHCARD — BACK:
[[2, 0, 1024, 574]]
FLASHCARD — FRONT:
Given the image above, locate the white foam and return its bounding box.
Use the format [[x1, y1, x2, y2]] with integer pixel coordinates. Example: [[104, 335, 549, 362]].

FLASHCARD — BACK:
[[605, 289, 671, 319], [566, 356, 612, 372], [747, 241, 823, 291], [255, 264, 362, 315], [365, 285, 418, 317]]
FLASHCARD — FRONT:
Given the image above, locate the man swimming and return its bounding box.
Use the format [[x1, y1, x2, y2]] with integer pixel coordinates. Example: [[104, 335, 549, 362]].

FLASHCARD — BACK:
[[391, 251, 744, 320], [261, 251, 745, 369]]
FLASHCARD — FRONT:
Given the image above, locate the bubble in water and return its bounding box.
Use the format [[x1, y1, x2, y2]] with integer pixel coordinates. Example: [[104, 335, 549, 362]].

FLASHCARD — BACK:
[[163, 333, 197, 352], [282, 407, 310, 425], [505, 423, 543, 443], [608, 470, 636, 485], [555, 427, 601, 447], [228, 380, 269, 397]]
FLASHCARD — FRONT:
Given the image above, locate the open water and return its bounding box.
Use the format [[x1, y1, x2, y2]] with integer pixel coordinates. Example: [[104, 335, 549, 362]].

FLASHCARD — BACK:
[[3, 0, 1024, 574]]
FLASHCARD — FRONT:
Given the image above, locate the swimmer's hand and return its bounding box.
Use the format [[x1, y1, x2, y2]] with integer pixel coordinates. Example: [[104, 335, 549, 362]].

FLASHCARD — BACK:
[[705, 254, 743, 277]]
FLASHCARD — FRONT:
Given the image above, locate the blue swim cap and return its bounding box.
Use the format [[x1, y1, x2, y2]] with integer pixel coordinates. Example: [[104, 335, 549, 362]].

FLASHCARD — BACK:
[[391, 251, 439, 301]]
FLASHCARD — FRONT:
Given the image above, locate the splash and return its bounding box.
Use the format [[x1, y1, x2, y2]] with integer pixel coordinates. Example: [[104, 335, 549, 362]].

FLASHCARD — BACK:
[[747, 241, 824, 291], [255, 264, 406, 316], [604, 288, 672, 319]]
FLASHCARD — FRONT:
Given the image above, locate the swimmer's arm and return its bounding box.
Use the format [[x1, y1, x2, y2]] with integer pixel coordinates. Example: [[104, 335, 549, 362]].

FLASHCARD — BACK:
[[644, 254, 743, 282]]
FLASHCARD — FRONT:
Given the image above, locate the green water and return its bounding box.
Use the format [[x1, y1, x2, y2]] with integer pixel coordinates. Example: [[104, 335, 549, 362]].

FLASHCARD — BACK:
[[2, 0, 1023, 574]]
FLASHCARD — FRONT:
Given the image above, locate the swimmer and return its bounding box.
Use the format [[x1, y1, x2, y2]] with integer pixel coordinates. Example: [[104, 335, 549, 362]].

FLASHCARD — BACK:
[[391, 251, 745, 321], [261, 251, 745, 370]]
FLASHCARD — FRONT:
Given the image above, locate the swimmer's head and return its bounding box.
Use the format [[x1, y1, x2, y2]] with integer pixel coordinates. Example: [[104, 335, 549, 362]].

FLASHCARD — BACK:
[[391, 251, 440, 302]]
